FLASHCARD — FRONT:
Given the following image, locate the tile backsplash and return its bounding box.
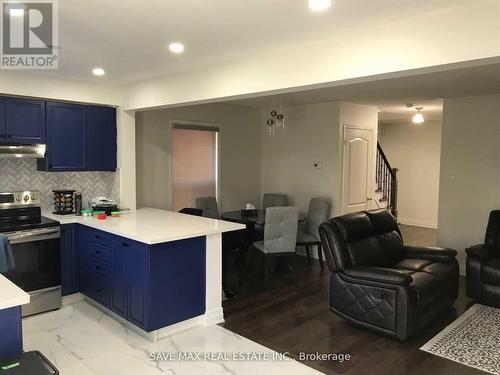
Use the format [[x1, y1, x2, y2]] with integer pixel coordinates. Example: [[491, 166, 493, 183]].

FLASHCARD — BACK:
[[0, 159, 120, 212]]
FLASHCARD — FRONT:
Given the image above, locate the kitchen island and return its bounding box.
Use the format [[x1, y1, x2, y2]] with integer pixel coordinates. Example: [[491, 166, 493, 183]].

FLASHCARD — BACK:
[[43, 208, 245, 341], [0, 275, 29, 359]]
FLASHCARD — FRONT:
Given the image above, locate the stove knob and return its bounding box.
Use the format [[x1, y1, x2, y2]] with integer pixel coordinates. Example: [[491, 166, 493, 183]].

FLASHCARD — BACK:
[[31, 193, 37, 200], [23, 195, 30, 202], [16, 194, 22, 202]]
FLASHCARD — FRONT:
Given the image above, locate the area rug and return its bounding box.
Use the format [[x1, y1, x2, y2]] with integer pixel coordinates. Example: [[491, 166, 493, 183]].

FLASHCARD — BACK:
[[421, 304, 500, 375]]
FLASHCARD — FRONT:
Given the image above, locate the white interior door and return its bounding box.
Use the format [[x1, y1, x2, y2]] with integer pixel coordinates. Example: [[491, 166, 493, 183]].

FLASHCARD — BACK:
[[342, 127, 375, 214]]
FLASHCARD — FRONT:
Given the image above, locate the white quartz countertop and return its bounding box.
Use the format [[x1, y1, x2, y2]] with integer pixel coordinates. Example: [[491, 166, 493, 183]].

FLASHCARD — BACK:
[[0, 274, 30, 310], [43, 207, 245, 245]]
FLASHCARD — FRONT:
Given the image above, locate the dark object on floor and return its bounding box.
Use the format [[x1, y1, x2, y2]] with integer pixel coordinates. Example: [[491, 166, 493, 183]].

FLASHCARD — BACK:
[[178, 208, 203, 216], [0, 351, 59, 374], [466, 210, 500, 308], [319, 209, 459, 341]]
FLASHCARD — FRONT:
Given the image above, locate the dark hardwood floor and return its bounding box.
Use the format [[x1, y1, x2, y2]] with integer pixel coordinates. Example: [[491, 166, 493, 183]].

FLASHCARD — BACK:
[[222, 225, 481, 375]]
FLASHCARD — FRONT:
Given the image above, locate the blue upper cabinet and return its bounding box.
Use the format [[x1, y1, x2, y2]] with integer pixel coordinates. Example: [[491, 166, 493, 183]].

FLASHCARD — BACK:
[[44, 101, 86, 171], [39, 102, 117, 172], [4, 97, 46, 144], [0, 97, 5, 142], [86, 106, 117, 171]]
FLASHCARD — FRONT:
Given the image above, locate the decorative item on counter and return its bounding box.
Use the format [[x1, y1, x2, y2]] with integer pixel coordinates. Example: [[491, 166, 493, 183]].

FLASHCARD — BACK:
[[89, 197, 118, 216], [92, 211, 105, 217], [96, 213, 107, 220], [110, 211, 121, 217], [241, 203, 258, 217], [74, 192, 82, 216], [52, 187, 76, 215]]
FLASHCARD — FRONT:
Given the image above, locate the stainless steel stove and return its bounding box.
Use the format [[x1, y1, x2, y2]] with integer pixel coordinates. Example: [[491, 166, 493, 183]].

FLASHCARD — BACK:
[[0, 191, 61, 317]]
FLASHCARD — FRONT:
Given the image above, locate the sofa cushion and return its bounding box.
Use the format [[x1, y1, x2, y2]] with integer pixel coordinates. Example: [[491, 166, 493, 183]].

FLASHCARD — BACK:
[[376, 230, 405, 266], [346, 236, 382, 267], [393, 259, 457, 310], [334, 212, 373, 242], [482, 258, 500, 286]]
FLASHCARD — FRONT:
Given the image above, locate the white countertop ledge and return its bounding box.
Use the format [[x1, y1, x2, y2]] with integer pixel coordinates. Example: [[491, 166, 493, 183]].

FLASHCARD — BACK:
[[43, 207, 245, 245], [0, 274, 30, 310]]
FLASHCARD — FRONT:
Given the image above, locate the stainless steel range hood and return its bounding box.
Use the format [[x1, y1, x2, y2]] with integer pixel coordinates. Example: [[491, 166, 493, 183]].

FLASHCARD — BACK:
[[0, 144, 46, 159]]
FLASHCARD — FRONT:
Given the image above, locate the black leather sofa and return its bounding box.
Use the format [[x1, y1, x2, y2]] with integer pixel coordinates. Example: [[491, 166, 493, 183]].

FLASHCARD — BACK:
[[466, 210, 500, 308], [319, 209, 459, 341]]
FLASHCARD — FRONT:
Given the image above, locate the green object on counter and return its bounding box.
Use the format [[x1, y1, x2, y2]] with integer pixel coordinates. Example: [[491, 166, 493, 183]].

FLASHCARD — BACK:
[[81, 209, 93, 217], [1, 362, 20, 370], [92, 211, 105, 216]]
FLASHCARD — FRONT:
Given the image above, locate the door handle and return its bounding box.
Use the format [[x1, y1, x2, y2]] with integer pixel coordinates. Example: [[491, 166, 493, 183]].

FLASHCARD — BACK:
[[367, 198, 373, 201]]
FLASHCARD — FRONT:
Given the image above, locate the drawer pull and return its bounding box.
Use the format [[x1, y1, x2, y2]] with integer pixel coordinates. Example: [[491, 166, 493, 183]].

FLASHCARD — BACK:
[[122, 242, 129, 247], [95, 235, 102, 239]]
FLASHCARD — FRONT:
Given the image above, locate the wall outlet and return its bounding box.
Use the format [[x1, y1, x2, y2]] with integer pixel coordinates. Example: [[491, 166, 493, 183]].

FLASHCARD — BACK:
[[314, 161, 322, 169]]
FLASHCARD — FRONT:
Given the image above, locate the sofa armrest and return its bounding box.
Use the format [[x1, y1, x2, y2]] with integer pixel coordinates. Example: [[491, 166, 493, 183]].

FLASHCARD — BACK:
[[465, 244, 498, 260], [343, 267, 413, 285], [404, 246, 457, 262]]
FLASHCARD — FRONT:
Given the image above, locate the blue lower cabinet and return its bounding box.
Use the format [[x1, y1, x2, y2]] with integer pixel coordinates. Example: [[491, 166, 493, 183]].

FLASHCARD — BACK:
[[147, 237, 206, 331], [78, 227, 206, 332], [61, 224, 79, 296], [110, 239, 127, 317], [0, 306, 23, 360], [125, 241, 148, 328]]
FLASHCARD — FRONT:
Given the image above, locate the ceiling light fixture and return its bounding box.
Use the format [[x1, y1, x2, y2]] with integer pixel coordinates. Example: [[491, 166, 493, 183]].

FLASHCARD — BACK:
[[92, 67, 105, 76], [308, 0, 332, 12], [412, 107, 425, 124], [169, 42, 184, 54]]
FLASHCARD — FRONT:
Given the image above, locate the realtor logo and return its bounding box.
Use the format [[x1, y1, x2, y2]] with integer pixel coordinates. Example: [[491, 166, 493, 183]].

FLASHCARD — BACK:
[[1, 0, 58, 69]]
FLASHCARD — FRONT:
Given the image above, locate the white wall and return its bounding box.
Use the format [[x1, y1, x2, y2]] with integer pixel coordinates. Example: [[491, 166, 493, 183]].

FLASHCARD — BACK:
[[378, 121, 442, 228], [260, 102, 378, 215], [260, 102, 340, 215], [122, 1, 500, 110], [136, 103, 261, 212], [438, 94, 500, 272]]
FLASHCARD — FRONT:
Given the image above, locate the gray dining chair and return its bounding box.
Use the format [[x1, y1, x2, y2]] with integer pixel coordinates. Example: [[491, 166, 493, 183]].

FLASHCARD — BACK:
[[247, 206, 299, 288], [262, 193, 287, 209], [296, 198, 330, 268], [195, 196, 220, 219]]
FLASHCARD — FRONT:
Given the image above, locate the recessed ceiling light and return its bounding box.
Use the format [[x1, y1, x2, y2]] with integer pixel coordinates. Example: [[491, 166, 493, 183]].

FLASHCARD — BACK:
[[309, 0, 332, 12], [169, 42, 184, 54], [92, 67, 105, 76], [9, 8, 24, 16]]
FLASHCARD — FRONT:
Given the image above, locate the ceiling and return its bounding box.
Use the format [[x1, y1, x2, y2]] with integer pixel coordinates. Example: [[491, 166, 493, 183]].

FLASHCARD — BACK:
[[36, 0, 470, 84], [225, 62, 500, 122]]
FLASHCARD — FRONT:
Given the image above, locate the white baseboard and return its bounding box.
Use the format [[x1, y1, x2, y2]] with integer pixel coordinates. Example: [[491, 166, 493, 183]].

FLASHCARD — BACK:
[[203, 307, 224, 326], [398, 218, 438, 229]]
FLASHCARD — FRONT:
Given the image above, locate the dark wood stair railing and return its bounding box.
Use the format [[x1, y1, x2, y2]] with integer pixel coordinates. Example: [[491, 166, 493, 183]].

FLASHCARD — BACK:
[[376, 142, 398, 219]]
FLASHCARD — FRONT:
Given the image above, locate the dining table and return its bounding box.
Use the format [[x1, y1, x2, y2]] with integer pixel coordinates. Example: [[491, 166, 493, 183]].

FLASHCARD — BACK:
[[221, 209, 305, 227]]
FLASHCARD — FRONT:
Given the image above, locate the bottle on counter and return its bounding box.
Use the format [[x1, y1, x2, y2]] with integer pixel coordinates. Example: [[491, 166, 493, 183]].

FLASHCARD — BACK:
[[74, 192, 82, 216]]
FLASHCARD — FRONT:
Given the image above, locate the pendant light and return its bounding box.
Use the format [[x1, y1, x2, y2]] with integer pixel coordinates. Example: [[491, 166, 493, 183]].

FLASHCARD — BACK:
[[412, 107, 424, 124]]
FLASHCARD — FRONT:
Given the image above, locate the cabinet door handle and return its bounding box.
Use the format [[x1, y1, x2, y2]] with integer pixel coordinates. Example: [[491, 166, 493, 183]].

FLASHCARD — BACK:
[[96, 235, 101, 239], [97, 288, 102, 293], [95, 265, 101, 270], [96, 250, 101, 254], [122, 243, 129, 247]]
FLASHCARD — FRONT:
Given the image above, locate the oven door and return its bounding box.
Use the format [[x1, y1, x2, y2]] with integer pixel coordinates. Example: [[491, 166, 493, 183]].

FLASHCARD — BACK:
[[1, 227, 61, 316]]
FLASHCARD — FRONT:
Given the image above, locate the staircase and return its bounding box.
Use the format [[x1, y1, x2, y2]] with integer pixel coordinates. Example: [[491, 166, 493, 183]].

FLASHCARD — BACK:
[[375, 143, 398, 218]]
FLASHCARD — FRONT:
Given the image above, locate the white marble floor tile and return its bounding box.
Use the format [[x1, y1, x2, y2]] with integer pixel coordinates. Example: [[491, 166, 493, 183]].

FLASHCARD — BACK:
[[23, 301, 321, 375]]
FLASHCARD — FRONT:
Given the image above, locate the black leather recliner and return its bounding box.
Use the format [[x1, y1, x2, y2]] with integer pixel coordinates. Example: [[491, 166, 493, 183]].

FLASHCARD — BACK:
[[319, 209, 459, 341], [466, 210, 500, 308]]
